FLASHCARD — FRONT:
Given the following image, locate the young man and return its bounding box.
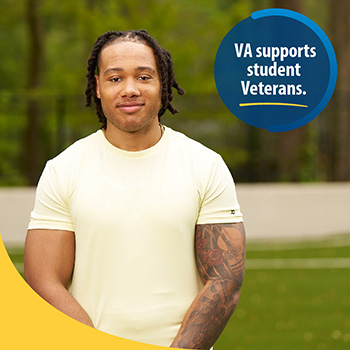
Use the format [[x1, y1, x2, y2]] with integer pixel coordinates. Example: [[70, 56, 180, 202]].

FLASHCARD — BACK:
[[24, 30, 245, 349]]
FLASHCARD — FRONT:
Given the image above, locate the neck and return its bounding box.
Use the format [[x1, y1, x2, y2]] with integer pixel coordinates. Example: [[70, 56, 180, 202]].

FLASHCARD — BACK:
[[103, 120, 163, 152]]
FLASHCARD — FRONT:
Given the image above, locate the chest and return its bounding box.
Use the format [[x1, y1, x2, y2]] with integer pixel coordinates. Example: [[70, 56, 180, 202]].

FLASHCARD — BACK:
[[69, 152, 200, 240]]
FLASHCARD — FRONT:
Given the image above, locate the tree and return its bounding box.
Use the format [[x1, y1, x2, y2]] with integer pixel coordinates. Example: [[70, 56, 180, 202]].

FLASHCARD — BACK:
[[329, 0, 350, 180], [23, 0, 44, 185]]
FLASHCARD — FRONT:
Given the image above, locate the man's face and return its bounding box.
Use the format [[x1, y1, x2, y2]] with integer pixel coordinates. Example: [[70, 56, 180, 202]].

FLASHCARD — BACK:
[[95, 40, 161, 133]]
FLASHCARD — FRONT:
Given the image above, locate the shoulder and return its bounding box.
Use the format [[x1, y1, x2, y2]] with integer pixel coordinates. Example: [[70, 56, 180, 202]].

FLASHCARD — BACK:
[[164, 127, 233, 196], [165, 126, 221, 165], [48, 130, 101, 169], [38, 131, 101, 197]]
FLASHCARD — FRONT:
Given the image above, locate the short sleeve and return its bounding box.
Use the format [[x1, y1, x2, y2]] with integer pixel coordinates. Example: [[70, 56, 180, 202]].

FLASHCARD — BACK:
[[27, 160, 75, 231], [197, 155, 243, 225]]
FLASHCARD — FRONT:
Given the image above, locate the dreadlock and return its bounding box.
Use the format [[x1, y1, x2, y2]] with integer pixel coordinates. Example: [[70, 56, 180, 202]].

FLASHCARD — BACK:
[[85, 30, 185, 129]]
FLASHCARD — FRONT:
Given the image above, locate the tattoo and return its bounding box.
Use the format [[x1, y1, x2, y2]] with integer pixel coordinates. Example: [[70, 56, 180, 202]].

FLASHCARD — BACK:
[[171, 223, 246, 349], [195, 223, 246, 284]]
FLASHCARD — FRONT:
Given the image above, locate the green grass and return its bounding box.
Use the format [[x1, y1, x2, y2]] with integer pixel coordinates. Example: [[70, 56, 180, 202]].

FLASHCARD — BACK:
[[6, 245, 24, 278], [6, 235, 350, 349], [217, 234, 350, 350]]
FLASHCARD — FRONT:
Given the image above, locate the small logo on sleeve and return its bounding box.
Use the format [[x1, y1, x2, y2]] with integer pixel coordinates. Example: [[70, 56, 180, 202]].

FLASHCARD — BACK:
[[231, 210, 236, 215]]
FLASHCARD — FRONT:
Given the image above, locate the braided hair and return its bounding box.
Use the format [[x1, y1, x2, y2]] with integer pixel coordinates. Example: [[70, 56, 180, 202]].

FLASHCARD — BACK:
[[85, 30, 184, 128]]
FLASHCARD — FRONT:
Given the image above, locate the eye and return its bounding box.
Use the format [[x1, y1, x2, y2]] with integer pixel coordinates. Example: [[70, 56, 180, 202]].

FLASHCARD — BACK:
[[110, 77, 121, 82], [137, 75, 151, 81]]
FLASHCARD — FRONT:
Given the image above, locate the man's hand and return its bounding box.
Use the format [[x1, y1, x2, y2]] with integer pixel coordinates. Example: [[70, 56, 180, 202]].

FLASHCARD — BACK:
[[170, 222, 245, 349]]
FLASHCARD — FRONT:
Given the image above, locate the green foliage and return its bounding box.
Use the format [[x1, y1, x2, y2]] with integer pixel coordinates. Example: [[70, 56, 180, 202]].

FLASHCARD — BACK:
[[0, 0, 252, 95], [0, 0, 343, 184], [0, 1, 28, 91]]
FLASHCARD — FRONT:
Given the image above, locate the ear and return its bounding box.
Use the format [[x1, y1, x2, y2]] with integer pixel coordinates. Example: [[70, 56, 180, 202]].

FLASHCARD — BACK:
[[95, 75, 101, 98]]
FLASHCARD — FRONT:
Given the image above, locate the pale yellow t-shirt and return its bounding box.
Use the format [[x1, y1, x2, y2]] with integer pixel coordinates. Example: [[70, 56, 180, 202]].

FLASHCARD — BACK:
[[28, 126, 243, 346]]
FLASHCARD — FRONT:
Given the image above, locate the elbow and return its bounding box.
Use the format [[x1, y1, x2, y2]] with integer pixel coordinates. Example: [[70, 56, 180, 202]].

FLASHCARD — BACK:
[[24, 258, 44, 292], [222, 270, 245, 313], [24, 264, 37, 290], [226, 280, 243, 314], [208, 276, 244, 315], [24, 267, 47, 297], [24, 266, 62, 304]]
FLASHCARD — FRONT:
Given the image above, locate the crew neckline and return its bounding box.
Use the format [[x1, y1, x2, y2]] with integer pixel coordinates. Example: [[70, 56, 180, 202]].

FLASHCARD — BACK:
[[97, 125, 169, 158]]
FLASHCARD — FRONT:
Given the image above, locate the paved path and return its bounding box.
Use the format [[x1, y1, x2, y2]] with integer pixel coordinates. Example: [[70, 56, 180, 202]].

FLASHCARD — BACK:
[[236, 183, 350, 241]]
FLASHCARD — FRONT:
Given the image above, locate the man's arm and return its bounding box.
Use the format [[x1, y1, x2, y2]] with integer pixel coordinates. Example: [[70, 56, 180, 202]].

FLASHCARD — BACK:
[[24, 229, 94, 327], [170, 222, 245, 349]]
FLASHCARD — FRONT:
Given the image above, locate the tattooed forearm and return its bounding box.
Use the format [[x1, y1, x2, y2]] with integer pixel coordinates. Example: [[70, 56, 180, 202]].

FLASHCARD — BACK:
[[171, 223, 246, 349]]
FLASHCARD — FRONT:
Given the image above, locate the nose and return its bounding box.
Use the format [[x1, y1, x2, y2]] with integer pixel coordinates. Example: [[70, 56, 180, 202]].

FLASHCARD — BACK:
[[121, 78, 141, 98]]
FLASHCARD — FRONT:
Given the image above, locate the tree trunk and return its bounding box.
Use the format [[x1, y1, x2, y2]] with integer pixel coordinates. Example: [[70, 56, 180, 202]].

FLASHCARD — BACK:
[[273, 0, 303, 11], [272, 0, 308, 182], [24, 0, 43, 185], [330, 0, 350, 180]]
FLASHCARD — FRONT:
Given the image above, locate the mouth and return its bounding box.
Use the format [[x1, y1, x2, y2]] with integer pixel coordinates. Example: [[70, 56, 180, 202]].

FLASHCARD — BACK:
[[116, 102, 144, 114]]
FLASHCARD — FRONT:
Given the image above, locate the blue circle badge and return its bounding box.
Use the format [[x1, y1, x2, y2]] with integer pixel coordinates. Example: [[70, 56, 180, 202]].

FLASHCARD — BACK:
[[214, 9, 337, 132]]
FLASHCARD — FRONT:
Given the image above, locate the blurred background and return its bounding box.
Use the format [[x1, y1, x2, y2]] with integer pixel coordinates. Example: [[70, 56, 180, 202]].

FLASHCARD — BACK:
[[0, 0, 349, 185], [0, 0, 349, 349]]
